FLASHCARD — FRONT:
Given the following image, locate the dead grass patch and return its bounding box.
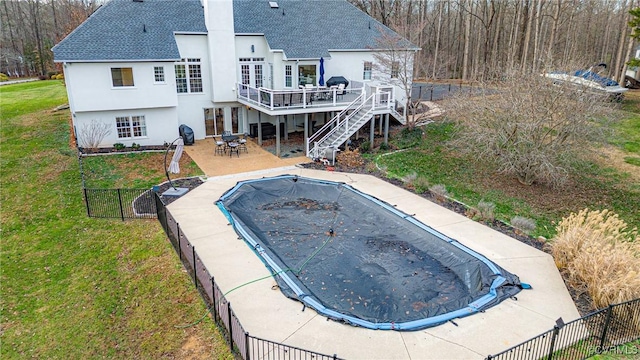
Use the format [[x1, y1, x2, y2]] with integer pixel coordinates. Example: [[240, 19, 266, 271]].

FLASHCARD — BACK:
[[588, 145, 640, 184]]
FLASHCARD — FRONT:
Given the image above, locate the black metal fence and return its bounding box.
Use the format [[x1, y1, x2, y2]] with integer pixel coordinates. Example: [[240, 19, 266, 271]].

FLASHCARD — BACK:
[[83, 188, 156, 220], [487, 298, 640, 360], [154, 193, 340, 360]]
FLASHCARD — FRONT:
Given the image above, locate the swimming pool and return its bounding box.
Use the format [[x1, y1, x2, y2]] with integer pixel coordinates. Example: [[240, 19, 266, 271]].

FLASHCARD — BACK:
[[217, 175, 523, 330]]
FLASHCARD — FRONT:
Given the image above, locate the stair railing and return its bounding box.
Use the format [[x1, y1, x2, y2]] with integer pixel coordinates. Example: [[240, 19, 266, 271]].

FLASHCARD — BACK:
[[308, 93, 377, 159]]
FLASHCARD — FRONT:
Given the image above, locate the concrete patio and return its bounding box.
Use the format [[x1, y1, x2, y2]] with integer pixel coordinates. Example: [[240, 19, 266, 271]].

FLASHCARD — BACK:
[[166, 166, 580, 359]]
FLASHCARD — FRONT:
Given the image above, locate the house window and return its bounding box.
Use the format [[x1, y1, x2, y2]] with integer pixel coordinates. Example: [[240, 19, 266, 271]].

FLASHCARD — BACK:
[[241, 65, 250, 85], [174, 58, 203, 93], [154, 66, 165, 83], [391, 61, 400, 79], [115, 115, 147, 139], [254, 64, 263, 88], [285, 65, 292, 87], [175, 65, 187, 93], [363, 61, 372, 80], [189, 64, 203, 92], [298, 64, 316, 86], [111, 68, 134, 87]]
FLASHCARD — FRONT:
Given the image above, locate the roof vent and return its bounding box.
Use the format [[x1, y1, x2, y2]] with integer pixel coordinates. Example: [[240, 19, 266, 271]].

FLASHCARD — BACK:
[[269, 1, 278, 8]]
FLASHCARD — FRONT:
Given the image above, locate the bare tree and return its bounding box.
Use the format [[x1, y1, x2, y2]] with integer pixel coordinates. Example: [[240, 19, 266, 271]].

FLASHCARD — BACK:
[[372, 27, 420, 127], [442, 69, 618, 187], [78, 120, 112, 149]]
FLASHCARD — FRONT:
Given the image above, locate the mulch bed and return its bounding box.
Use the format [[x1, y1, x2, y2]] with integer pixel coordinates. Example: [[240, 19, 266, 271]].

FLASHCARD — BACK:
[[80, 145, 168, 155], [156, 177, 204, 206]]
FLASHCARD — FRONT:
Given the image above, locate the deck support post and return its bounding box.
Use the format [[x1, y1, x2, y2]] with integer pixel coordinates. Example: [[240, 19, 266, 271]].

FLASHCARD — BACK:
[[276, 115, 281, 158], [284, 115, 288, 141], [304, 113, 309, 156], [369, 117, 375, 145], [384, 113, 389, 145], [257, 112, 262, 146]]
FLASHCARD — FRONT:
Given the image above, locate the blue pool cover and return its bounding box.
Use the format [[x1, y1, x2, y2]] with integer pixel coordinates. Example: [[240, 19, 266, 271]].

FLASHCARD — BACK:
[[217, 175, 523, 331]]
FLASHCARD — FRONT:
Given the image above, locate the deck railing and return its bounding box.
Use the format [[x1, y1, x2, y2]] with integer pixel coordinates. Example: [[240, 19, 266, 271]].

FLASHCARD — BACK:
[[237, 83, 363, 111]]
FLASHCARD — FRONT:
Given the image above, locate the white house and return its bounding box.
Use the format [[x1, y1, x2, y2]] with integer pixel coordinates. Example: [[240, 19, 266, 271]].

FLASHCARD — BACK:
[[53, 0, 418, 158]]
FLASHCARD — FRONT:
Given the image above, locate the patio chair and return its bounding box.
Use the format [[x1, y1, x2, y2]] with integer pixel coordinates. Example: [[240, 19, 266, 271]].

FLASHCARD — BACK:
[[238, 133, 249, 153], [336, 83, 345, 100], [215, 137, 226, 155], [260, 90, 280, 107]]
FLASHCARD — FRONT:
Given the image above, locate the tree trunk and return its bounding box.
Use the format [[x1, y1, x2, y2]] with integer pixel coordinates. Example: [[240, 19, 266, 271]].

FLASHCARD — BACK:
[[546, 0, 561, 68], [521, 0, 534, 72], [432, 1, 443, 79], [614, 0, 633, 83], [462, 0, 472, 80]]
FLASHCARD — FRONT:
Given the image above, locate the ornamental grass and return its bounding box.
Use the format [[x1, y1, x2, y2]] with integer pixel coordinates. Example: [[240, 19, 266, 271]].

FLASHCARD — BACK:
[[551, 209, 640, 311]]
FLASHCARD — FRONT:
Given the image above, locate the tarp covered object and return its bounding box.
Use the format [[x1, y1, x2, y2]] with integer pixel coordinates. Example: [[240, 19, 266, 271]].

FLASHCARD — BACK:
[[217, 175, 522, 330]]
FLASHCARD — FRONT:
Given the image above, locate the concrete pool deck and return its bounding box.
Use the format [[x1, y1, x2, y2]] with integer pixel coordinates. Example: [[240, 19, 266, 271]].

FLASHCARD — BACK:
[[167, 167, 580, 359]]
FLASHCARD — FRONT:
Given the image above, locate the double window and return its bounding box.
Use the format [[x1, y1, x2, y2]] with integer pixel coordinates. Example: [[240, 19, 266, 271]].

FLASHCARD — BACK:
[[111, 68, 134, 87], [175, 58, 203, 93], [363, 61, 372, 80], [116, 115, 147, 139]]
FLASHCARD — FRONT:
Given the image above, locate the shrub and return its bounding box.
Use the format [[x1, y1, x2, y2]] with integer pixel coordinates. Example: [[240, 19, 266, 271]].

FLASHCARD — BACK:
[[78, 120, 112, 149], [401, 171, 418, 185], [429, 184, 449, 202], [38, 75, 47, 80], [379, 142, 389, 151], [413, 176, 430, 194], [54, 73, 64, 80], [0, 73, 9, 82], [113, 142, 125, 150], [335, 147, 364, 168], [477, 201, 496, 221], [511, 216, 536, 234], [131, 142, 141, 150], [365, 161, 378, 174], [395, 126, 423, 149], [359, 141, 371, 153], [550, 209, 640, 309]]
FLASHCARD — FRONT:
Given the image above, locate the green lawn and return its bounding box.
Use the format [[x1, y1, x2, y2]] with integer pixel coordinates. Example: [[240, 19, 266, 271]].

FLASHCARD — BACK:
[[0, 81, 231, 358], [81, 152, 203, 188], [376, 121, 640, 239]]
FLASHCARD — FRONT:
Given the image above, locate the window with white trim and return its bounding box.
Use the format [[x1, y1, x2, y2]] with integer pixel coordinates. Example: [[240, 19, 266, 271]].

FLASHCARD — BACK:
[[285, 65, 292, 87], [174, 58, 202, 93], [111, 68, 134, 87], [363, 61, 372, 80], [240, 65, 250, 85], [391, 61, 400, 79], [154, 66, 165, 83], [115, 115, 147, 139]]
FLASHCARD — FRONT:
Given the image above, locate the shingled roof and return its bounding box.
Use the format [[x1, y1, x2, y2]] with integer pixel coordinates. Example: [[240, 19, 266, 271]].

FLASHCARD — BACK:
[[54, 0, 415, 62], [233, 0, 416, 59], [53, 0, 207, 62]]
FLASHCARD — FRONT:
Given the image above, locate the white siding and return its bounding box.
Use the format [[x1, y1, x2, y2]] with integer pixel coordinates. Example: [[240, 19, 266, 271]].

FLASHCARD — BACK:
[[175, 34, 215, 140], [204, 0, 238, 102], [74, 107, 178, 148], [64, 62, 178, 112]]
